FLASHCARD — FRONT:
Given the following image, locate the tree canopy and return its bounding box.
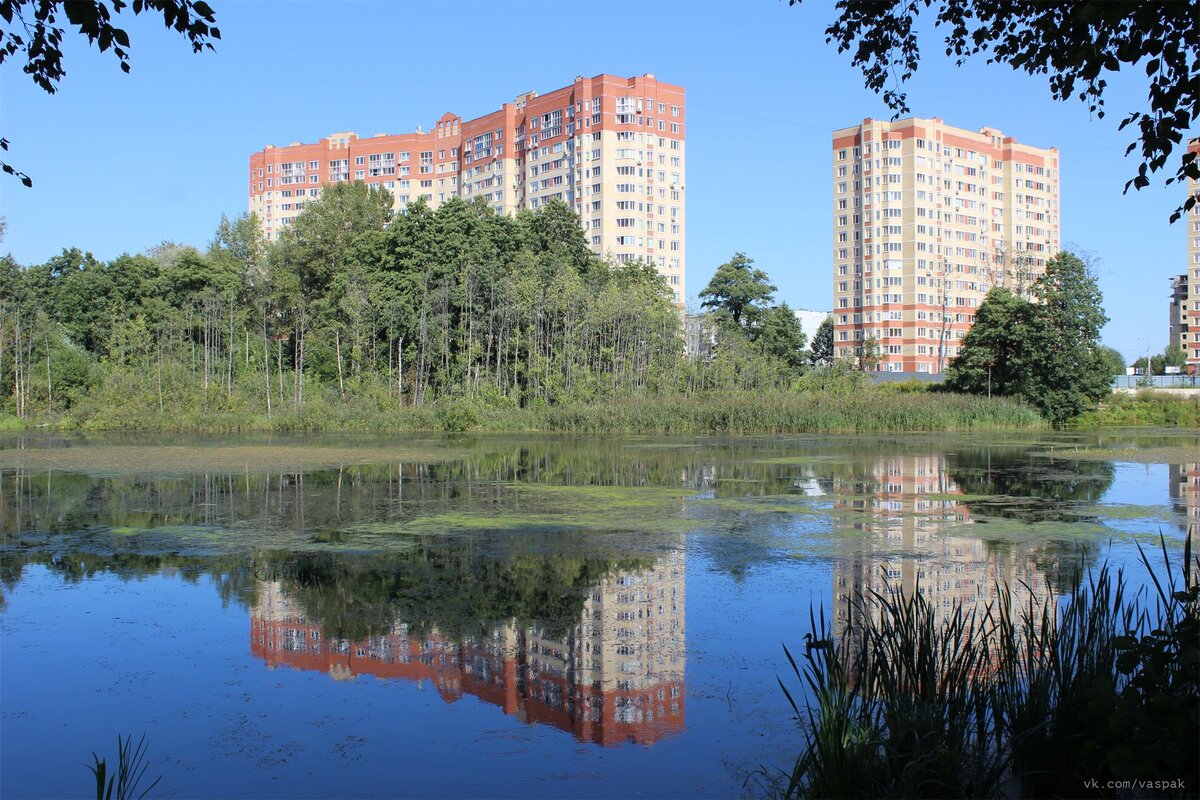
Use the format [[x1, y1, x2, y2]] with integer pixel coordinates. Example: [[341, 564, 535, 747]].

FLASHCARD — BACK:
[[809, 315, 835, 367], [793, 0, 1200, 221], [0, 195, 699, 419], [699, 252, 777, 329], [945, 251, 1111, 424], [698, 252, 809, 379]]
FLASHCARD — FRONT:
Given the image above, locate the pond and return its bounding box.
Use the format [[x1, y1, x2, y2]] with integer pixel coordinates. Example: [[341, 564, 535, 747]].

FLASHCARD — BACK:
[[1, 430, 1196, 798]]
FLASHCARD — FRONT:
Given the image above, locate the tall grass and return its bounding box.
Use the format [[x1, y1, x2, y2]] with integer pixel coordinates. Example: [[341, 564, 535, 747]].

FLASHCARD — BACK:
[[527, 392, 1042, 434], [778, 536, 1199, 799], [1074, 392, 1200, 428], [38, 385, 1044, 434]]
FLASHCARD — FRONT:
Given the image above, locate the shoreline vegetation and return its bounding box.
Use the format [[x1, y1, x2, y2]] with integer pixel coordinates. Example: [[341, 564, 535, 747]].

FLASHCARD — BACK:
[[1, 381, 1196, 436], [777, 537, 1199, 799], [1, 385, 1045, 435], [3, 196, 1195, 436]]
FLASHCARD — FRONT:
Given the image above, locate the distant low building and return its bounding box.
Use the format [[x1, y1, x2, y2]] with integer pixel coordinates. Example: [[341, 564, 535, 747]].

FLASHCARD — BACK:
[[793, 309, 831, 342], [684, 314, 717, 362]]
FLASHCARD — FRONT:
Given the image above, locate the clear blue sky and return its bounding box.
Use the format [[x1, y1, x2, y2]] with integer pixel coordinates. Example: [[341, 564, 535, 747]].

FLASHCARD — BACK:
[[1, 0, 1191, 362]]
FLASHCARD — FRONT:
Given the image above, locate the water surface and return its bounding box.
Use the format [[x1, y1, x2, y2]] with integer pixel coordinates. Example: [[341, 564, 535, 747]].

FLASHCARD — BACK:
[[2, 431, 1196, 798]]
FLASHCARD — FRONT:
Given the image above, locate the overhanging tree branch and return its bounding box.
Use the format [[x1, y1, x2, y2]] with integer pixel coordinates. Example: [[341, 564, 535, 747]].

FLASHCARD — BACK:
[[0, 0, 220, 188], [791, 0, 1200, 222]]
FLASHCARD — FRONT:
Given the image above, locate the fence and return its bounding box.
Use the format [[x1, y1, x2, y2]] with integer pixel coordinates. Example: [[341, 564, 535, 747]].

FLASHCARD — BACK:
[[1112, 374, 1200, 390]]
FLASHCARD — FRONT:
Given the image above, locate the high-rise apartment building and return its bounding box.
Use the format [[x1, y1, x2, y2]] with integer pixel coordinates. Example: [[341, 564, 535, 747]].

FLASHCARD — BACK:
[[1169, 273, 1189, 354], [248, 73, 687, 303], [1186, 139, 1200, 371], [831, 118, 1060, 373]]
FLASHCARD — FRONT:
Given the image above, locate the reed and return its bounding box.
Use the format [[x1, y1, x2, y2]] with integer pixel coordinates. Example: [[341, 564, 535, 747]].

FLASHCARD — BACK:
[[87, 734, 161, 800], [777, 536, 1199, 799], [28, 385, 1046, 434]]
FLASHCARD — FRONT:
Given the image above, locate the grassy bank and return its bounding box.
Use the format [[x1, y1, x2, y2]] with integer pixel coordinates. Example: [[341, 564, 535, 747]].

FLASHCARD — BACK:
[[776, 538, 1199, 799], [1074, 391, 1200, 428], [1, 386, 1045, 435]]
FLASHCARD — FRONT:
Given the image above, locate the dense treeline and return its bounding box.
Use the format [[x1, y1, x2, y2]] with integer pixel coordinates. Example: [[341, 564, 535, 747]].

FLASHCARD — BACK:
[[1, 189, 1045, 432], [0, 188, 701, 420], [2, 187, 854, 431]]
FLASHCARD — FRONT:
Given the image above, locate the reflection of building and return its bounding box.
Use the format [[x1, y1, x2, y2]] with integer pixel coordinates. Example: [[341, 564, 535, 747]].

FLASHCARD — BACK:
[[832, 455, 1047, 645], [1171, 463, 1200, 540], [250, 553, 685, 746]]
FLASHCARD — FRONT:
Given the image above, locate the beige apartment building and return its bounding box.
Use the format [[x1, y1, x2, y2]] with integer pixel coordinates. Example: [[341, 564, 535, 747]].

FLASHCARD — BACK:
[[831, 118, 1060, 373], [248, 73, 687, 303]]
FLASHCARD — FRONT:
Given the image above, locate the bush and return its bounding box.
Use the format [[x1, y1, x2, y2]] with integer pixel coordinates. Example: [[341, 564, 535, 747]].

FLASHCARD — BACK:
[[434, 399, 481, 432]]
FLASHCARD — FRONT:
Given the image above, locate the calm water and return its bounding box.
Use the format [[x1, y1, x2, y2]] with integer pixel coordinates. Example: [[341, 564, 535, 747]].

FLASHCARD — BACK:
[[1, 431, 1196, 798]]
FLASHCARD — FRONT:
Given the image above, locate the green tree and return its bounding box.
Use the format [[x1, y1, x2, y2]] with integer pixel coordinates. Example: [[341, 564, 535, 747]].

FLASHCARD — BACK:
[[1133, 353, 1170, 376], [808, 315, 834, 366], [793, 0, 1200, 221], [699, 252, 776, 330], [1026, 251, 1111, 423], [944, 287, 1035, 397], [1163, 343, 1187, 370], [270, 181, 392, 403], [856, 334, 881, 373], [1099, 345, 1126, 378], [756, 303, 808, 372], [0, 0, 221, 187], [946, 251, 1111, 425]]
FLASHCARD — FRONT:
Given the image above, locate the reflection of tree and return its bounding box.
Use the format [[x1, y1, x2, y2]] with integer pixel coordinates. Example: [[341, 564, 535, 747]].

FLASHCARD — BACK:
[[2, 550, 261, 611], [943, 447, 1112, 591], [1, 542, 644, 644], [946, 447, 1115, 520], [267, 548, 648, 641]]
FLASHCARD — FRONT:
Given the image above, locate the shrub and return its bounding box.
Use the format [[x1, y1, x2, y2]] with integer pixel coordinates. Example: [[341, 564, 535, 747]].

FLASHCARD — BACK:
[[434, 399, 481, 432]]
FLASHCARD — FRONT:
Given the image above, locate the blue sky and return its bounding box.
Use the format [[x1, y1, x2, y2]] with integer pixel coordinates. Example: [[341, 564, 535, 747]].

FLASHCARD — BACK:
[[0, 0, 1191, 362]]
